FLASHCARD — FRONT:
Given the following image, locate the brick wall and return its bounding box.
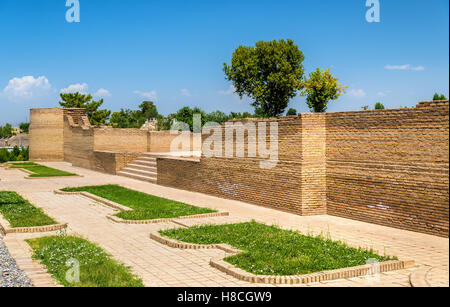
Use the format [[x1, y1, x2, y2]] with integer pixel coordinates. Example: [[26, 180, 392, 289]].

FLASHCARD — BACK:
[[94, 127, 148, 152], [326, 102, 449, 237], [148, 131, 202, 152], [159, 102, 449, 237], [158, 114, 327, 216], [29, 108, 65, 161], [93, 151, 141, 174]]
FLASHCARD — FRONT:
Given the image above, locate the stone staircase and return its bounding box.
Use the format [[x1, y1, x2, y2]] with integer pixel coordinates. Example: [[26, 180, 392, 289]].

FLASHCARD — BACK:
[[117, 153, 157, 183]]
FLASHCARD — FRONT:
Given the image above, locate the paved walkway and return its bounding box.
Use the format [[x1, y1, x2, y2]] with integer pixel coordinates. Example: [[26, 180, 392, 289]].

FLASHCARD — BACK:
[[0, 162, 448, 287]]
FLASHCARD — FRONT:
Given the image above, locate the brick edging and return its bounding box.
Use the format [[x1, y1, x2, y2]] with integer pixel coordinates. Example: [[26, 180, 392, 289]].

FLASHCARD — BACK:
[[0, 208, 68, 236], [55, 189, 229, 224], [409, 266, 432, 287], [0, 221, 68, 235], [150, 232, 415, 285], [107, 211, 229, 224]]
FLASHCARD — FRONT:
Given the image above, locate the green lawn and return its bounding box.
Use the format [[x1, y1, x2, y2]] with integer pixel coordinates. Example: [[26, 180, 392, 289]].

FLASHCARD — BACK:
[[27, 236, 144, 287], [9, 162, 77, 177], [0, 191, 57, 228], [160, 221, 396, 276], [61, 185, 216, 220]]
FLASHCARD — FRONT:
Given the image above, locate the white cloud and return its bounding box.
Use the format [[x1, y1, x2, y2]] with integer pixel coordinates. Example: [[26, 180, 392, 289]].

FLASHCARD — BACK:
[[348, 89, 367, 98], [181, 89, 191, 97], [219, 85, 236, 95], [60, 83, 88, 94], [411, 66, 425, 71], [384, 64, 425, 71], [94, 88, 111, 97], [133, 90, 158, 101], [3, 76, 51, 99], [377, 92, 387, 97]]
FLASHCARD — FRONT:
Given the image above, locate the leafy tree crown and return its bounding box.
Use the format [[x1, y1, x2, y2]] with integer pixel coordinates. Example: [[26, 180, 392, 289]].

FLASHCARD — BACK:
[[223, 39, 305, 117], [300, 68, 347, 113]]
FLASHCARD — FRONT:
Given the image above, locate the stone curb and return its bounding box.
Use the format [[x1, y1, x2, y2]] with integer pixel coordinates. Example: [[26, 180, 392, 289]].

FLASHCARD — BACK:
[[0, 212, 67, 236], [107, 211, 230, 225], [409, 266, 432, 287], [0, 194, 68, 237], [55, 189, 229, 224], [150, 231, 416, 285]]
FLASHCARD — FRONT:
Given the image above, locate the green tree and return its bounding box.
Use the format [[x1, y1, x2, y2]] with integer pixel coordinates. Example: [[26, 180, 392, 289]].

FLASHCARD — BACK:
[[0, 123, 13, 138], [375, 102, 385, 110], [59, 92, 111, 125], [223, 39, 305, 117], [205, 111, 231, 124], [110, 109, 147, 128], [286, 108, 297, 116], [173, 106, 206, 131], [362, 106, 370, 111], [229, 112, 254, 120], [19, 123, 30, 134], [433, 93, 448, 101], [139, 101, 159, 120], [301, 68, 347, 113]]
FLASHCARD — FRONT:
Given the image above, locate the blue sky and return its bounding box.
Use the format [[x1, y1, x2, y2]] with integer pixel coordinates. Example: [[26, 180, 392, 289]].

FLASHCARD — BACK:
[[0, 0, 448, 125]]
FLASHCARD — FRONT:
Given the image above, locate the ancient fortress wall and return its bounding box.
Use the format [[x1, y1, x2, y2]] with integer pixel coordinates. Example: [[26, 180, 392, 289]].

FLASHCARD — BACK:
[[158, 101, 449, 237], [326, 101, 449, 237], [29, 108, 65, 161], [29, 102, 449, 237]]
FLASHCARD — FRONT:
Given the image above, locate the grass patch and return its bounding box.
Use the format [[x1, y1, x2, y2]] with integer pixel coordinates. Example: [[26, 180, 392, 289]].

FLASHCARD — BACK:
[[9, 163, 77, 177], [0, 191, 57, 228], [61, 185, 216, 220], [160, 221, 396, 276], [27, 235, 144, 287]]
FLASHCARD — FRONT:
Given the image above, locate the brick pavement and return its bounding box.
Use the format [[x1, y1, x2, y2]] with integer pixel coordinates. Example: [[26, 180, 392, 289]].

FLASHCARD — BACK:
[[0, 162, 448, 287]]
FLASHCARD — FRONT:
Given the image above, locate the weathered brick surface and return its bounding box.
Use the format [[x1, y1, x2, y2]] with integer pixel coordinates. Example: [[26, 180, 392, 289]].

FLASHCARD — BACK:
[[326, 102, 449, 237], [29, 108, 65, 161], [159, 102, 449, 237], [94, 127, 148, 152]]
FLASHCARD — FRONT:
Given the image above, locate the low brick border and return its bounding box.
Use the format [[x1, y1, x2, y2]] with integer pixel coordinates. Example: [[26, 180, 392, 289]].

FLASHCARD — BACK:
[[0, 214, 68, 236], [409, 266, 432, 287], [150, 231, 415, 285], [55, 189, 229, 224], [0, 193, 69, 237]]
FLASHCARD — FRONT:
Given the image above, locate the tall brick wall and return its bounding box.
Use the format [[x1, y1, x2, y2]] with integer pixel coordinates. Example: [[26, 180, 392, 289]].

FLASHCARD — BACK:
[[158, 103, 449, 237], [29, 108, 65, 161], [148, 131, 202, 152], [94, 127, 148, 152], [326, 102, 449, 237], [158, 115, 327, 216]]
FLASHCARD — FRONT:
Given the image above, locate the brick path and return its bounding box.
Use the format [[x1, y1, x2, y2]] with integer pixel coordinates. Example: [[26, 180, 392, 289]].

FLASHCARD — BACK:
[[1, 162, 448, 287]]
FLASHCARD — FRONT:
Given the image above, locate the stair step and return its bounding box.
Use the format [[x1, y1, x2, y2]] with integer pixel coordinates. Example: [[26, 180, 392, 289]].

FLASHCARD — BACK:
[[120, 167, 157, 177], [133, 159, 157, 166], [126, 164, 157, 172], [135, 157, 157, 162], [117, 171, 157, 183]]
